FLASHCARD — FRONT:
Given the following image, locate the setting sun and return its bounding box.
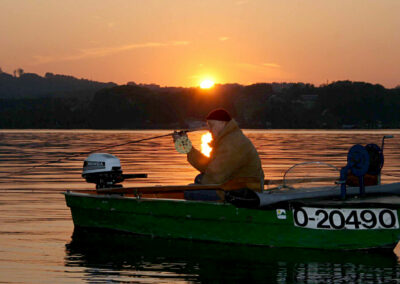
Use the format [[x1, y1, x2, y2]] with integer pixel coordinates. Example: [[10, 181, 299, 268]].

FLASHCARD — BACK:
[[200, 79, 215, 89]]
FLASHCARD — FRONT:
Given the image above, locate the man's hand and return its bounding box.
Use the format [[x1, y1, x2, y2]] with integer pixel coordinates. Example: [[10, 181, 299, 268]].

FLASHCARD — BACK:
[[173, 131, 192, 154]]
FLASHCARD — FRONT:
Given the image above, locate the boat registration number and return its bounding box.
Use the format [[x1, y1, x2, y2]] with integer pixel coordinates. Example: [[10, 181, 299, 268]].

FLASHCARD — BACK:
[[293, 207, 399, 230]]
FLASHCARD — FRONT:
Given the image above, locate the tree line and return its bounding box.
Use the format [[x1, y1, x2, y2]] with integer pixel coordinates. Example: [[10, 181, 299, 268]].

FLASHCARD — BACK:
[[0, 70, 399, 129]]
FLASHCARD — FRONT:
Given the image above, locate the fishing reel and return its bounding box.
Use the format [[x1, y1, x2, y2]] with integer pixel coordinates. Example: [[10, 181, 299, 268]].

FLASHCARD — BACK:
[[339, 135, 393, 198], [82, 153, 147, 189], [173, 130, 192, 154]]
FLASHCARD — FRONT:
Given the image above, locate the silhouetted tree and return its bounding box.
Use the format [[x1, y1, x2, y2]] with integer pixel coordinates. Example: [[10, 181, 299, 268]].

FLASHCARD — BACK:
[[16, 68, 24, 77]]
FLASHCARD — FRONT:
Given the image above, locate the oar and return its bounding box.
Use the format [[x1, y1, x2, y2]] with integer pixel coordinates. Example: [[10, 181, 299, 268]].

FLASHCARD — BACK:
[[96, 177, 260, 195], [95, 176, 339, 195], [0, 176, 339, 194]]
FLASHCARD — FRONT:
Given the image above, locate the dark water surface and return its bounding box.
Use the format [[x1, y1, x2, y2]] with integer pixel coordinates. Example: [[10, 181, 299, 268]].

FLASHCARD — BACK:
[[2, 129, 400, 283]]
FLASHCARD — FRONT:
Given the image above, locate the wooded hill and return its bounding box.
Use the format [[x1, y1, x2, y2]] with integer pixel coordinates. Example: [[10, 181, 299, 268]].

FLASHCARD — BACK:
[[1, 71, 399, 129]]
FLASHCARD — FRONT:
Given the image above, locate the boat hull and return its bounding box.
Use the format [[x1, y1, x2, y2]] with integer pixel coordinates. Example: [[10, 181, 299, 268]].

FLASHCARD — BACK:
[[64, 192, 400, 250]]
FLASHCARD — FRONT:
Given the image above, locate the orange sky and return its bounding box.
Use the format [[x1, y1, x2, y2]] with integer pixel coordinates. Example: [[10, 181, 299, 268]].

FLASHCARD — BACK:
[[0, 0, 399, 87]]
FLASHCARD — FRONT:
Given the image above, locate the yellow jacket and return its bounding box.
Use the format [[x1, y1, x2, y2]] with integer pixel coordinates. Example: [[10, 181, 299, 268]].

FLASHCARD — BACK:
[[187, 119, 264, 191]]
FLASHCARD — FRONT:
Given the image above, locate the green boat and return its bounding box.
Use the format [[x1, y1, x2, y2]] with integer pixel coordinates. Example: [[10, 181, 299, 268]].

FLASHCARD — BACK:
[[64, 183, 400, 250], [65, 137, 400, 250]]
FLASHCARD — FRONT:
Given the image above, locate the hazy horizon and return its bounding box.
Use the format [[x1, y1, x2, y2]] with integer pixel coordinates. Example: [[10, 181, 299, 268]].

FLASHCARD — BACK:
[[1, 0, 399, 88]]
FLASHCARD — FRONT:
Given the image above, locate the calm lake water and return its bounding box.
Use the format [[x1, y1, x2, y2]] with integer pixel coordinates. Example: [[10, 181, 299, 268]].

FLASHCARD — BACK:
[[2, 129, 400, 283]]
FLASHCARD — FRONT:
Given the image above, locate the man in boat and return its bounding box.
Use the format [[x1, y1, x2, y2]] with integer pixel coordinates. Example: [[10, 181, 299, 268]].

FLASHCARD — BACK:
[[173, 108, 264, 201]]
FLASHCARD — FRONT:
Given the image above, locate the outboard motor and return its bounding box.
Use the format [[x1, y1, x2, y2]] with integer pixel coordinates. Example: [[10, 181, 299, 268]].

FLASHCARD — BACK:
[[82, 153, 147, 189]]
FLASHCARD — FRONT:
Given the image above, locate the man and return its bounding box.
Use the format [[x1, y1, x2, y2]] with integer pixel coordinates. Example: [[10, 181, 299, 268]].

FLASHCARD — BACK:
[[173, 108, 264, 200]]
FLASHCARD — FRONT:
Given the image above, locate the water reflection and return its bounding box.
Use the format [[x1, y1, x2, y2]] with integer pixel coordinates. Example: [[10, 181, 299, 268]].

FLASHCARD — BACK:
[[2, 130, 400, 283], [66, 228, 400, 283]]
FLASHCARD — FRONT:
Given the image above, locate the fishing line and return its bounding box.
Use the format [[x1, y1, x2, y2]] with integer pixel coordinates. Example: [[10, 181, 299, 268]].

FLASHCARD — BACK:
[[2, 127, 206, 178]]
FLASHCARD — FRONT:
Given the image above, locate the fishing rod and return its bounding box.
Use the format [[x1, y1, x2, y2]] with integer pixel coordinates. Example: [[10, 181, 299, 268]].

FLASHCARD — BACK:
[[3, 127, 207, 178]]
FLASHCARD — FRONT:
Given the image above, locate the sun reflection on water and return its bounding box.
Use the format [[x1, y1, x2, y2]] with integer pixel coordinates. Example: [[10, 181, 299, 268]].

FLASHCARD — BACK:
[[201, 132, 213, 157]]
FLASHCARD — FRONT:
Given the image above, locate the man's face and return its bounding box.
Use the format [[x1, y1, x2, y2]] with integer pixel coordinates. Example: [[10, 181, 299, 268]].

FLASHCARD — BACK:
[[207, 120, 226, 138]]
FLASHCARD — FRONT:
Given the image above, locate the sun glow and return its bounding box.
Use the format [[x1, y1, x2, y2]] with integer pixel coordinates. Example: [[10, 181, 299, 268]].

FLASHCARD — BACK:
[[200, 79, 215, 89], [201, 132, 213, 157]]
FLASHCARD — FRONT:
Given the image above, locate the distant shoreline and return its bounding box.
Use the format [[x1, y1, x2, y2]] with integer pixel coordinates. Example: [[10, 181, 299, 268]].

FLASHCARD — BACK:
[[1, 72, 400, 129], [1, 128, 398, 132]]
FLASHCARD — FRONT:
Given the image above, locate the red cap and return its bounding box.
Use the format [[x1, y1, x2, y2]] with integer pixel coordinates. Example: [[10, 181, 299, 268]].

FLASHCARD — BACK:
[[206, 108, 232, 121]]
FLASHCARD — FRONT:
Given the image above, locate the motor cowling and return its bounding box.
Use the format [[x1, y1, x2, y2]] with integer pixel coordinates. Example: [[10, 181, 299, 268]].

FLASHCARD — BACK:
[[82, 153, 124, 188]]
